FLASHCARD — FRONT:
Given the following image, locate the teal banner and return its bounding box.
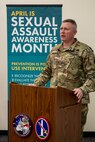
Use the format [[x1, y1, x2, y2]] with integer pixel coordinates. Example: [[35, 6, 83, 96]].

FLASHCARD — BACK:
[[7, 5, 62, 86]]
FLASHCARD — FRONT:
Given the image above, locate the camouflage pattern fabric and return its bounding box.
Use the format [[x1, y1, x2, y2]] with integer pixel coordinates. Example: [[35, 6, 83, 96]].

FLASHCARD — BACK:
[[81, 104, 88, 131], [34, 39, 95, 104]]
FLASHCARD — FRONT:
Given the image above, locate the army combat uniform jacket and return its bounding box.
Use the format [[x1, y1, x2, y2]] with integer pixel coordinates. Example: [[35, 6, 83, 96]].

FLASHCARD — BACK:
[[34, 39, 95, 104]]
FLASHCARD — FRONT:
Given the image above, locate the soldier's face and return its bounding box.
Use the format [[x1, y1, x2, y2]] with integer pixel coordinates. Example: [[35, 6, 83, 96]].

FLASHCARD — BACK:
[[60, 22, 77, 42]]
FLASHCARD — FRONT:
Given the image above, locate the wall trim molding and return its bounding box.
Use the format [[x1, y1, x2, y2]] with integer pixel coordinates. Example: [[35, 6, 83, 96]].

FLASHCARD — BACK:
[[83, 132, 95, 137], [0, 130, 8, 135], [0, 130, 95, 137]]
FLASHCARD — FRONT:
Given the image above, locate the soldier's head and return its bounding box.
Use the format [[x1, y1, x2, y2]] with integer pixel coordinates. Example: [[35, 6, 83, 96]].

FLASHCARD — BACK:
[[60, 19, 77, 42]]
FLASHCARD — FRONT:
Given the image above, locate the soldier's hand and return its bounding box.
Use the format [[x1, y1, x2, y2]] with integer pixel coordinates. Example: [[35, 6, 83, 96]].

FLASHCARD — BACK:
[[73, 88, 83, 103]]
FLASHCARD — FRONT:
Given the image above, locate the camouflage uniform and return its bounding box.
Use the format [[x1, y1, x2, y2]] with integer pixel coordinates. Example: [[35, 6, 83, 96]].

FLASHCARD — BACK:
[[34, 39, 95, 134]]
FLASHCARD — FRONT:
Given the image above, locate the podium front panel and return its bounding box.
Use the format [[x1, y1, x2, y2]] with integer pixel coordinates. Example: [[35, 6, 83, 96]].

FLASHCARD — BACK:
[[9, 83, 81, 142]]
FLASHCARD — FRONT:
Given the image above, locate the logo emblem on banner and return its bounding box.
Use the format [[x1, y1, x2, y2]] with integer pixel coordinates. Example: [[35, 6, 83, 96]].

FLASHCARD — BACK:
[[13, 114, 33, 137], [35, 117, 50, 141]]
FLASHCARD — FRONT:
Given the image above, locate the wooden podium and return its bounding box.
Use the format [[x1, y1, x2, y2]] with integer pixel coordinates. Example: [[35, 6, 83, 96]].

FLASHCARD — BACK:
[[9, 82, 81, 142]]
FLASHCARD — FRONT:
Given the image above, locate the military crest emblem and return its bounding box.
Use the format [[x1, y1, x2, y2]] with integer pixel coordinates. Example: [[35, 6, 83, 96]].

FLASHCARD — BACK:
[[13, 114, 33, 137], [35, 117, 50, 141]]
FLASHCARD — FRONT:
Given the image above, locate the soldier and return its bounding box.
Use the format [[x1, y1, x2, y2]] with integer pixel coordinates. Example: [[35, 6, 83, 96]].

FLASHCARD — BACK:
[[29, 19, 95, 139]]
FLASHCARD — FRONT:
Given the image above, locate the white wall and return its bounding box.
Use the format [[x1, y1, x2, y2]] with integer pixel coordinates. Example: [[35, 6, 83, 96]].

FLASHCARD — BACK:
[[0, 0, 95, 131]]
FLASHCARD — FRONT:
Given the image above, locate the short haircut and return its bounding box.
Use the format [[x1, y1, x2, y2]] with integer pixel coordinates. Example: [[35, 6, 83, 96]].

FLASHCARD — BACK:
[[62, 19, 77, 29]]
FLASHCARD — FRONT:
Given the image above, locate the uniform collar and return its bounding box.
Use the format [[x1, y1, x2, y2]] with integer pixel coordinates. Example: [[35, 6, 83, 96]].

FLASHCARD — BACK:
[[59, 38, 79, 52]]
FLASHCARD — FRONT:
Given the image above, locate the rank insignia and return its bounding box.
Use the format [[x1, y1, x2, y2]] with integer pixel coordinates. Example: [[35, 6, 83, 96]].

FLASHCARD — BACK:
[[35, 116, 50, 141], [13, 114, 33, 137]]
